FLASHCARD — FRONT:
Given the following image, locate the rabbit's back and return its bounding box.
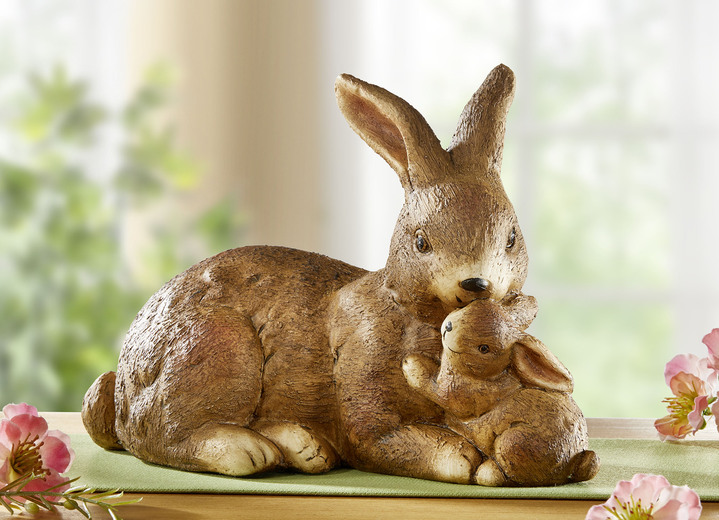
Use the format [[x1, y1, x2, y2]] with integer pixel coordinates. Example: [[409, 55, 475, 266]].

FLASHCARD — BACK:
[[113, 245, 366, 462], [469, 388, 595, 486]]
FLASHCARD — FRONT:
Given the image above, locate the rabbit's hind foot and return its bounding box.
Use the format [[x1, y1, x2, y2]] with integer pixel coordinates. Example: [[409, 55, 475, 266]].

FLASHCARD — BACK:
[[567, 449, 600, 483], [256, 421, 339, 474], [189, 424, 282, 476]]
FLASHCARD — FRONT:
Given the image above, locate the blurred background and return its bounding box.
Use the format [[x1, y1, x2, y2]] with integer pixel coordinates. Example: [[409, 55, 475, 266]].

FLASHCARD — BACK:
[[1, 0, 718, 418]]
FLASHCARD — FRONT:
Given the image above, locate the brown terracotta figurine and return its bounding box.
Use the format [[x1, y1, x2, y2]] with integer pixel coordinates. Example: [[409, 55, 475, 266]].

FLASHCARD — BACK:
[[403, 298, 600, 486], [83, 64, 598, 485]]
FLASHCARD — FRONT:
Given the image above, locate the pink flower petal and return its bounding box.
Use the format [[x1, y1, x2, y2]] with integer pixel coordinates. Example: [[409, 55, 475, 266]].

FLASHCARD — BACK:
[[669, 372, 706, 399], [665, 354, 702, 385], [39, 431, 74, 474], [655, 414, 692, 441], [629, 473, 671, 505], [702, 329, 719, 370], [1, 403, 39, 420], [665, 355, 714, 388], [651, 500, 686, 520], [611, 478, 636, 503], [712, 399, 719, 428], [585, 504, 610, 520], [688, 395, 709, 431], [9, 414, 48, 440], [0, 435, 11, 484], [45, 428, 72, 449], [654, 485, 702, 520], [0, 458, 11, 485], [0, 419, 23, 449]]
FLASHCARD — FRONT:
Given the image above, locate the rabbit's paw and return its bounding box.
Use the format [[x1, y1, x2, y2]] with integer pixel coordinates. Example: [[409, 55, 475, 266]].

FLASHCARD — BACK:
[[256, 422, 339, 474], [191, 425, 281, 476], [474, 458, 509, 486], [401, 354, 436, 389], [421, 427, 482, 484]]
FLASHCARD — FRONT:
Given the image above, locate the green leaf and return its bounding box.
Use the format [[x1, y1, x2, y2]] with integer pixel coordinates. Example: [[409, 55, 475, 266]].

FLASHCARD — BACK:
[[16, 66, 104, 143], [0, 160, 38, 225], [0, 61, 226, 412]]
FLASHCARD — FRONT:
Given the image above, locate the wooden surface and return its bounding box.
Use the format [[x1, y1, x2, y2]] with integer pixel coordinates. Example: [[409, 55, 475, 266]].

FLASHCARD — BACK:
[[2, 413, 718, 519]]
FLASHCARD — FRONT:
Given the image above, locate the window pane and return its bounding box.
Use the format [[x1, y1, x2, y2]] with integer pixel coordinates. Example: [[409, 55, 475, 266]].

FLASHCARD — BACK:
[[532, 300, 672, 417], [533, 138, 672, 288], [533, 1, 671, 126]]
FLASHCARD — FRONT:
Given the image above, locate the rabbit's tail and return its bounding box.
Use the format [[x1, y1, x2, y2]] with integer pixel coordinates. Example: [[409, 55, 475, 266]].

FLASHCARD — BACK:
[[567, 449, 600, 483], [81, 371, 123, 450]]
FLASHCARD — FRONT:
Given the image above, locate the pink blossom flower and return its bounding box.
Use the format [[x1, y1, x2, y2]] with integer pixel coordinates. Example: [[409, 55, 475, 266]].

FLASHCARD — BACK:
[[0, 403, 74, 499], [702, 328, 719, 373], [655, 372, 712, 440], [654, 413, 694, 441], [586, 473, 701, 520]]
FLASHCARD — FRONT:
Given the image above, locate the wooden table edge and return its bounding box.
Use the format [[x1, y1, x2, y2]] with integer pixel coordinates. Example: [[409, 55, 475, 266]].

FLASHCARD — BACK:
[[1, 414, 716, 519]]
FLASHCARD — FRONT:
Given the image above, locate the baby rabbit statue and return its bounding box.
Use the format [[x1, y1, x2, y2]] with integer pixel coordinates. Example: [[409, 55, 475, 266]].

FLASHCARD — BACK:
[[403, 298, 600, 486], [83, 64, 579, 486]]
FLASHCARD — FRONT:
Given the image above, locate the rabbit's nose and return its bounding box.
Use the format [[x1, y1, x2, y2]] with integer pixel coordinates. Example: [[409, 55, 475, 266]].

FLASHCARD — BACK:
[[460, 278, 490, 293]]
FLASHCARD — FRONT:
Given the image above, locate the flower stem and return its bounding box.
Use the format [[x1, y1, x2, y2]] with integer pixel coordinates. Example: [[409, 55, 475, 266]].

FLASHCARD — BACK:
[[0, 473, 140, 519]]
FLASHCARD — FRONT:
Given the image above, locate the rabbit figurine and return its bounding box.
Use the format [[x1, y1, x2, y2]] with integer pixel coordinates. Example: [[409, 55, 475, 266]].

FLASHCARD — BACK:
[[403, 298, 600, 486], [83, 65, 550, 485]]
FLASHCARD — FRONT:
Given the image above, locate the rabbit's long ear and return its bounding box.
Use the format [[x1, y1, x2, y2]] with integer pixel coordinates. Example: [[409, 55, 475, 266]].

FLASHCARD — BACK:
[[448, 64, 515, 181], [335, 74, 450, 191], [512, 334, 573, 393]]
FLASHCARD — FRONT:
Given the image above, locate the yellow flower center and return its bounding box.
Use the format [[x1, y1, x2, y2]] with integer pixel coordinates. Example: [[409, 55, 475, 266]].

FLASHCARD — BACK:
[[662, 393, 696, 420], [7, 434, 47, 482], [604, 496, 654, 520]]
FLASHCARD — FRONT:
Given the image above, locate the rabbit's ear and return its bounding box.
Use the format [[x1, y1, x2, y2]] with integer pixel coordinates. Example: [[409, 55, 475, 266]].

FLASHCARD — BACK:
[[448, 64, 516, 182], [512, 334, 573, 393], [335, 74, 450, 190]]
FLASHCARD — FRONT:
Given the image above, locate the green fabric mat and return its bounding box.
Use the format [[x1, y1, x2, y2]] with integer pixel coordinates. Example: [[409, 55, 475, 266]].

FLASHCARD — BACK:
[[66, 434, 719, 500]]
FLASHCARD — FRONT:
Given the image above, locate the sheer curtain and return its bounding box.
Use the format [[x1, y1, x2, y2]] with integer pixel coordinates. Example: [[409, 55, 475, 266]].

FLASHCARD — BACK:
[[126, 0, 327, 264]]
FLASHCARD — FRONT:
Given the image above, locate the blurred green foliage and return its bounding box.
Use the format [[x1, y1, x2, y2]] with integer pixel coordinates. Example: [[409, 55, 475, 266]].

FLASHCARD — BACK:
[[0, 64, 243, 411]]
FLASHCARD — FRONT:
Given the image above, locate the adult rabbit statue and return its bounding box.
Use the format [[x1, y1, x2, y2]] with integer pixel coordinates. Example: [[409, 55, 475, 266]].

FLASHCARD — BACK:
[[83, 64, 534, 485], [403, 299, 600, 486]]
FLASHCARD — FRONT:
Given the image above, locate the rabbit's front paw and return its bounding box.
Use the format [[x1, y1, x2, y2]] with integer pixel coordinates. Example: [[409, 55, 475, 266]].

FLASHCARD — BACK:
[[402, 354, 435, 389]]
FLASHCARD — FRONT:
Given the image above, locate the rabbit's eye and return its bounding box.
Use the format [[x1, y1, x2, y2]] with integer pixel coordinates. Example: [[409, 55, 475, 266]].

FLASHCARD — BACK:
[[415, 231, 432, 254], [506, 227, 516, 249], [478, 344, 490, 354]]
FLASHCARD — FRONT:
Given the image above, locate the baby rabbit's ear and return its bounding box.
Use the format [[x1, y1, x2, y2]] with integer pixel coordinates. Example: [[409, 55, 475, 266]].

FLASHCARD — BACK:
[[448, 64, 515, 183], [335, 74, 450, 191], [512, 334, 573, 393]]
